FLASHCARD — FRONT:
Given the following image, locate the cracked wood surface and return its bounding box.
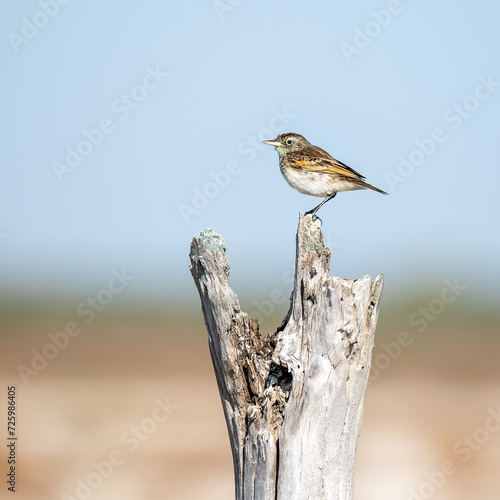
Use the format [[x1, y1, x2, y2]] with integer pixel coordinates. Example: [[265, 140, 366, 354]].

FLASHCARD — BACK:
[[189, 214, 383, 500]]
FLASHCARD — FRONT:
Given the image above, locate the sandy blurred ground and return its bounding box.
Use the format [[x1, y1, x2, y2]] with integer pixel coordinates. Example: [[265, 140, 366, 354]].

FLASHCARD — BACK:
[[0, 307, 499, 500]]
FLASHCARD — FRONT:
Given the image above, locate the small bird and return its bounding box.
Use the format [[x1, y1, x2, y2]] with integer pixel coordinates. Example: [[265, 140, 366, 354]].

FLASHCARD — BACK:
[[263, 132, 388, 216]]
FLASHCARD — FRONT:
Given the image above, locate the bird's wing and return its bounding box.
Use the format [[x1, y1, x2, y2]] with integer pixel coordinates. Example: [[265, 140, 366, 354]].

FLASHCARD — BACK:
[[287, 147, 366, 179]]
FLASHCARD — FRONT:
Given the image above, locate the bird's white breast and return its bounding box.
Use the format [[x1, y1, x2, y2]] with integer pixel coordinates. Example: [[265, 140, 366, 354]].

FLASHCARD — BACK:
[[280, 165, 360, 197]]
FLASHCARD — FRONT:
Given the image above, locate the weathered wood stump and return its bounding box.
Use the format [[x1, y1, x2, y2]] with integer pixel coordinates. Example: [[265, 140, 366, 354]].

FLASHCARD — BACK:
[[189, 213, 383, 500]]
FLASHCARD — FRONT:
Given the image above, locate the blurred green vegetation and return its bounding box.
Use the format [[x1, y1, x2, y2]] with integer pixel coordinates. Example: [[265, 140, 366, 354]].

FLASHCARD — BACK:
[[0, 290, 498, 342]]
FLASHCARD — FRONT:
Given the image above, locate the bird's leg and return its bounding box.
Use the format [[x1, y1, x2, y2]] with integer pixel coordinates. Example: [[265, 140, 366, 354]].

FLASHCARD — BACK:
[[305, 193, 337, 216]]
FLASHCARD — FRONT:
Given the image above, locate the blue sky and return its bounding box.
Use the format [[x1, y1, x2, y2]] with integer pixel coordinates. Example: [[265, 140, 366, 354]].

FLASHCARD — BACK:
[[2, 0, 499, 308]]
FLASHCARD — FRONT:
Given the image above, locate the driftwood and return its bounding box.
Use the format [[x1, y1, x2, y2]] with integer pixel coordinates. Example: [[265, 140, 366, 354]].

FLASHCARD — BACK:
[[189, 213, 383, 500]]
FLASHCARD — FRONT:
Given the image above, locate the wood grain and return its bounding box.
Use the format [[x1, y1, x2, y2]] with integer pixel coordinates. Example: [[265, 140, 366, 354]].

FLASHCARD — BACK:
[[190, 214, 383, 500]]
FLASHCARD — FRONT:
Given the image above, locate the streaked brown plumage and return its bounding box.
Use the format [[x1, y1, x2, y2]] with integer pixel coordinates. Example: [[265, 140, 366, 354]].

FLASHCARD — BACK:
[[263, 132, 388, 216]]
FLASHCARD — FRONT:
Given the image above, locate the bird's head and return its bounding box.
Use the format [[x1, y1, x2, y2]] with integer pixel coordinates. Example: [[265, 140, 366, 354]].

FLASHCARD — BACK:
[[262, 132, 310, 155]]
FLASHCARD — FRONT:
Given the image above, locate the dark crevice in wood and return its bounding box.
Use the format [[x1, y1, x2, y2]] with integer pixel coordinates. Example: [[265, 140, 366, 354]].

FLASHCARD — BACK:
[[265, 362, 292, 397], [274, 438, 280, 500]]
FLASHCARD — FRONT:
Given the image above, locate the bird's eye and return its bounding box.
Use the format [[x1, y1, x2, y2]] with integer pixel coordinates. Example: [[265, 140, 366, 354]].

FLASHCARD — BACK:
[[286, 139, 293, 145]]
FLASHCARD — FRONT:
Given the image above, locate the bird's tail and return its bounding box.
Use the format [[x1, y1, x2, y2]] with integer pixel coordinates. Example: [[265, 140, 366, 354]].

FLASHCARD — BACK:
[[355, 179, 389, 195]]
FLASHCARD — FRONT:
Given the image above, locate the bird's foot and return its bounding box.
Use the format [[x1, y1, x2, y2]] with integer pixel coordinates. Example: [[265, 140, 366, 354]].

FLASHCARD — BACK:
[[304, 211, 321, 224]]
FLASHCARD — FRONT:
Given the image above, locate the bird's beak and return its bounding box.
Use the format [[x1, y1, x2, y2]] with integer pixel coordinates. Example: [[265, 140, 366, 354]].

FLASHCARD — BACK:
[[262, 140, 281, 147]]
